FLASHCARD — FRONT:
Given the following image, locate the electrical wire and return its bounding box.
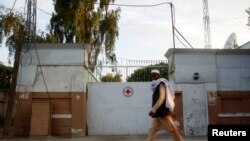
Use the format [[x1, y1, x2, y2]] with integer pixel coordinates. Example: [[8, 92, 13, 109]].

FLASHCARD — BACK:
[[100, 2, 171, 7], [174, 26, 194, 48], [0, 0, 18, 25], [26, 1, 174, 98], [8, 0, 18, 15], [20, 44, 33, 67], [16, 63, 29, 136], [175, 33, 188, 48], [34, 43, 51, 100], [37, 6, 52, 16], [36, 2, 172, 16], [13, 0, 52, 134], [36, 1, 173, 17], [170, 3, 176, 25], [14, 26, 30, 136]]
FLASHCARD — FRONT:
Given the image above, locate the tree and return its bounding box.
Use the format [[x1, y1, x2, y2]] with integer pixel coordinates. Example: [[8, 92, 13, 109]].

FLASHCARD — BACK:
[[0, 5, 25, 137], [101, 72, 122, 82], [0, 5, 24, 63], [0, 63, 13, 89], [50, 0, 121, 72], [127, 62, 168, 82], [246, 7, 250, 28], [35, 29, 59, 43]]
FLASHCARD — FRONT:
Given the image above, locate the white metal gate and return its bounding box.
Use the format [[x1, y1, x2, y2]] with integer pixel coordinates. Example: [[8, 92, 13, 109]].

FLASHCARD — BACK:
[[87, 82, 152, 135], [183, 84, 208, 136]]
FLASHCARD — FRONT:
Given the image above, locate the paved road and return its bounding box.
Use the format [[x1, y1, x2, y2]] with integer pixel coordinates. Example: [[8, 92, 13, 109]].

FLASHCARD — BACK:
[[1, 135, 207, 141]]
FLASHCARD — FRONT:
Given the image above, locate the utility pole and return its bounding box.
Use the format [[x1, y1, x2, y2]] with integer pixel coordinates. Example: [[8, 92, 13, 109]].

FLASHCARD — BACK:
[[170, 2, 175, 49], [203, 0, 211, 48], [4, 25, 24, 138], [25, 0, 37, 42], [4, 0, 37, 137]]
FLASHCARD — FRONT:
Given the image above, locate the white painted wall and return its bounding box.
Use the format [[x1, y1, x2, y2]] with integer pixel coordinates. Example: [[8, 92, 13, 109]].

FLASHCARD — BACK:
[[183, 84, 207, 136], [174, 53, 217, 83], [166, 48, 250, 90], [21, 43, 84, 65], [17, 43, 97, 93], [17, 66, 97, 92], [165, 48, 250, 136], [87, 82, 152, 135], [217, 54, 250, 90], [239, 41, 250, 49], [173, 82, 216, 136]]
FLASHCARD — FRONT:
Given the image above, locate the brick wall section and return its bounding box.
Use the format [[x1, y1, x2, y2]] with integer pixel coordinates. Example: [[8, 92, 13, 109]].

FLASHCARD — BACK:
[[14, 92, 87, 137], [208, 91, 250, 125]]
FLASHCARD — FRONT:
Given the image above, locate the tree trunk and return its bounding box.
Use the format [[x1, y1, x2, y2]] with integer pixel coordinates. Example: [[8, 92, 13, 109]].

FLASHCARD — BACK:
[[3, 25, 24, 138]]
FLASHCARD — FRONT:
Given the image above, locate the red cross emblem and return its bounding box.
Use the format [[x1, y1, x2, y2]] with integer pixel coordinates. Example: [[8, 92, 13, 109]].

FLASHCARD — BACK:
[[123, 87, 133, 97]]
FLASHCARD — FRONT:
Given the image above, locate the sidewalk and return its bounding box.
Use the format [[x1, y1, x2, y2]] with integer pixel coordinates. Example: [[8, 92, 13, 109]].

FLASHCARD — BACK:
[[1, 135, 207, 141]]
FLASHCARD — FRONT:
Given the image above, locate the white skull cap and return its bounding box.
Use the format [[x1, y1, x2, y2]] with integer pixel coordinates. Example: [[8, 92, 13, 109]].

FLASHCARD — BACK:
[[151, 69, 160, 75]]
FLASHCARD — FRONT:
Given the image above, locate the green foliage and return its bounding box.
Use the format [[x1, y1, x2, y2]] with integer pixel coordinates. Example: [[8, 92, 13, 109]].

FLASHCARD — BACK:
[[101, 73, 122, 82], [0, 5, 24, 64], [36, 30, 59, 43], [0, 4, 62, 64], [50, 0, 121, 71], [0, 63, 13, 89], [126, 62, 168, 82]]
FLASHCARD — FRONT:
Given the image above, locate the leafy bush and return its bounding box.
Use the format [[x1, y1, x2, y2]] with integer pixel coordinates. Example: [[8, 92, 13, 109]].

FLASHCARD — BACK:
[[0, 63, 13, 89], [101, 73, 122, 82], [127, 62, 168, 82]]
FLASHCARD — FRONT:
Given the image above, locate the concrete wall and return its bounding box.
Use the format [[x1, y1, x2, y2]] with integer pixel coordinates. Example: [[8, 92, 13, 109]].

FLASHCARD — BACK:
[[17, 43, 97, 92], [239, 41, 250, 49], [17, 66, 96, 92], [165, 48, 250, 90], [165, 48, 250, 135], [207, 91, 250, 125], [172, 83, 217, 136], [0, 89, 8, 136], [174, 53, 217, 83], [0, 90, 7, 118], [87, 82, 185, 136], [15, 43, 97, 137], [15, 92, 88, 137], [217, 54, 250, 90], [87, 82, 152, 135], [21, 43, 85, 65]]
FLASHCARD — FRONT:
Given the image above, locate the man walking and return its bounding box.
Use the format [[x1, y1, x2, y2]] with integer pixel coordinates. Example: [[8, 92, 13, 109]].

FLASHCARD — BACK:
[[146, 69, 183, 141]]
